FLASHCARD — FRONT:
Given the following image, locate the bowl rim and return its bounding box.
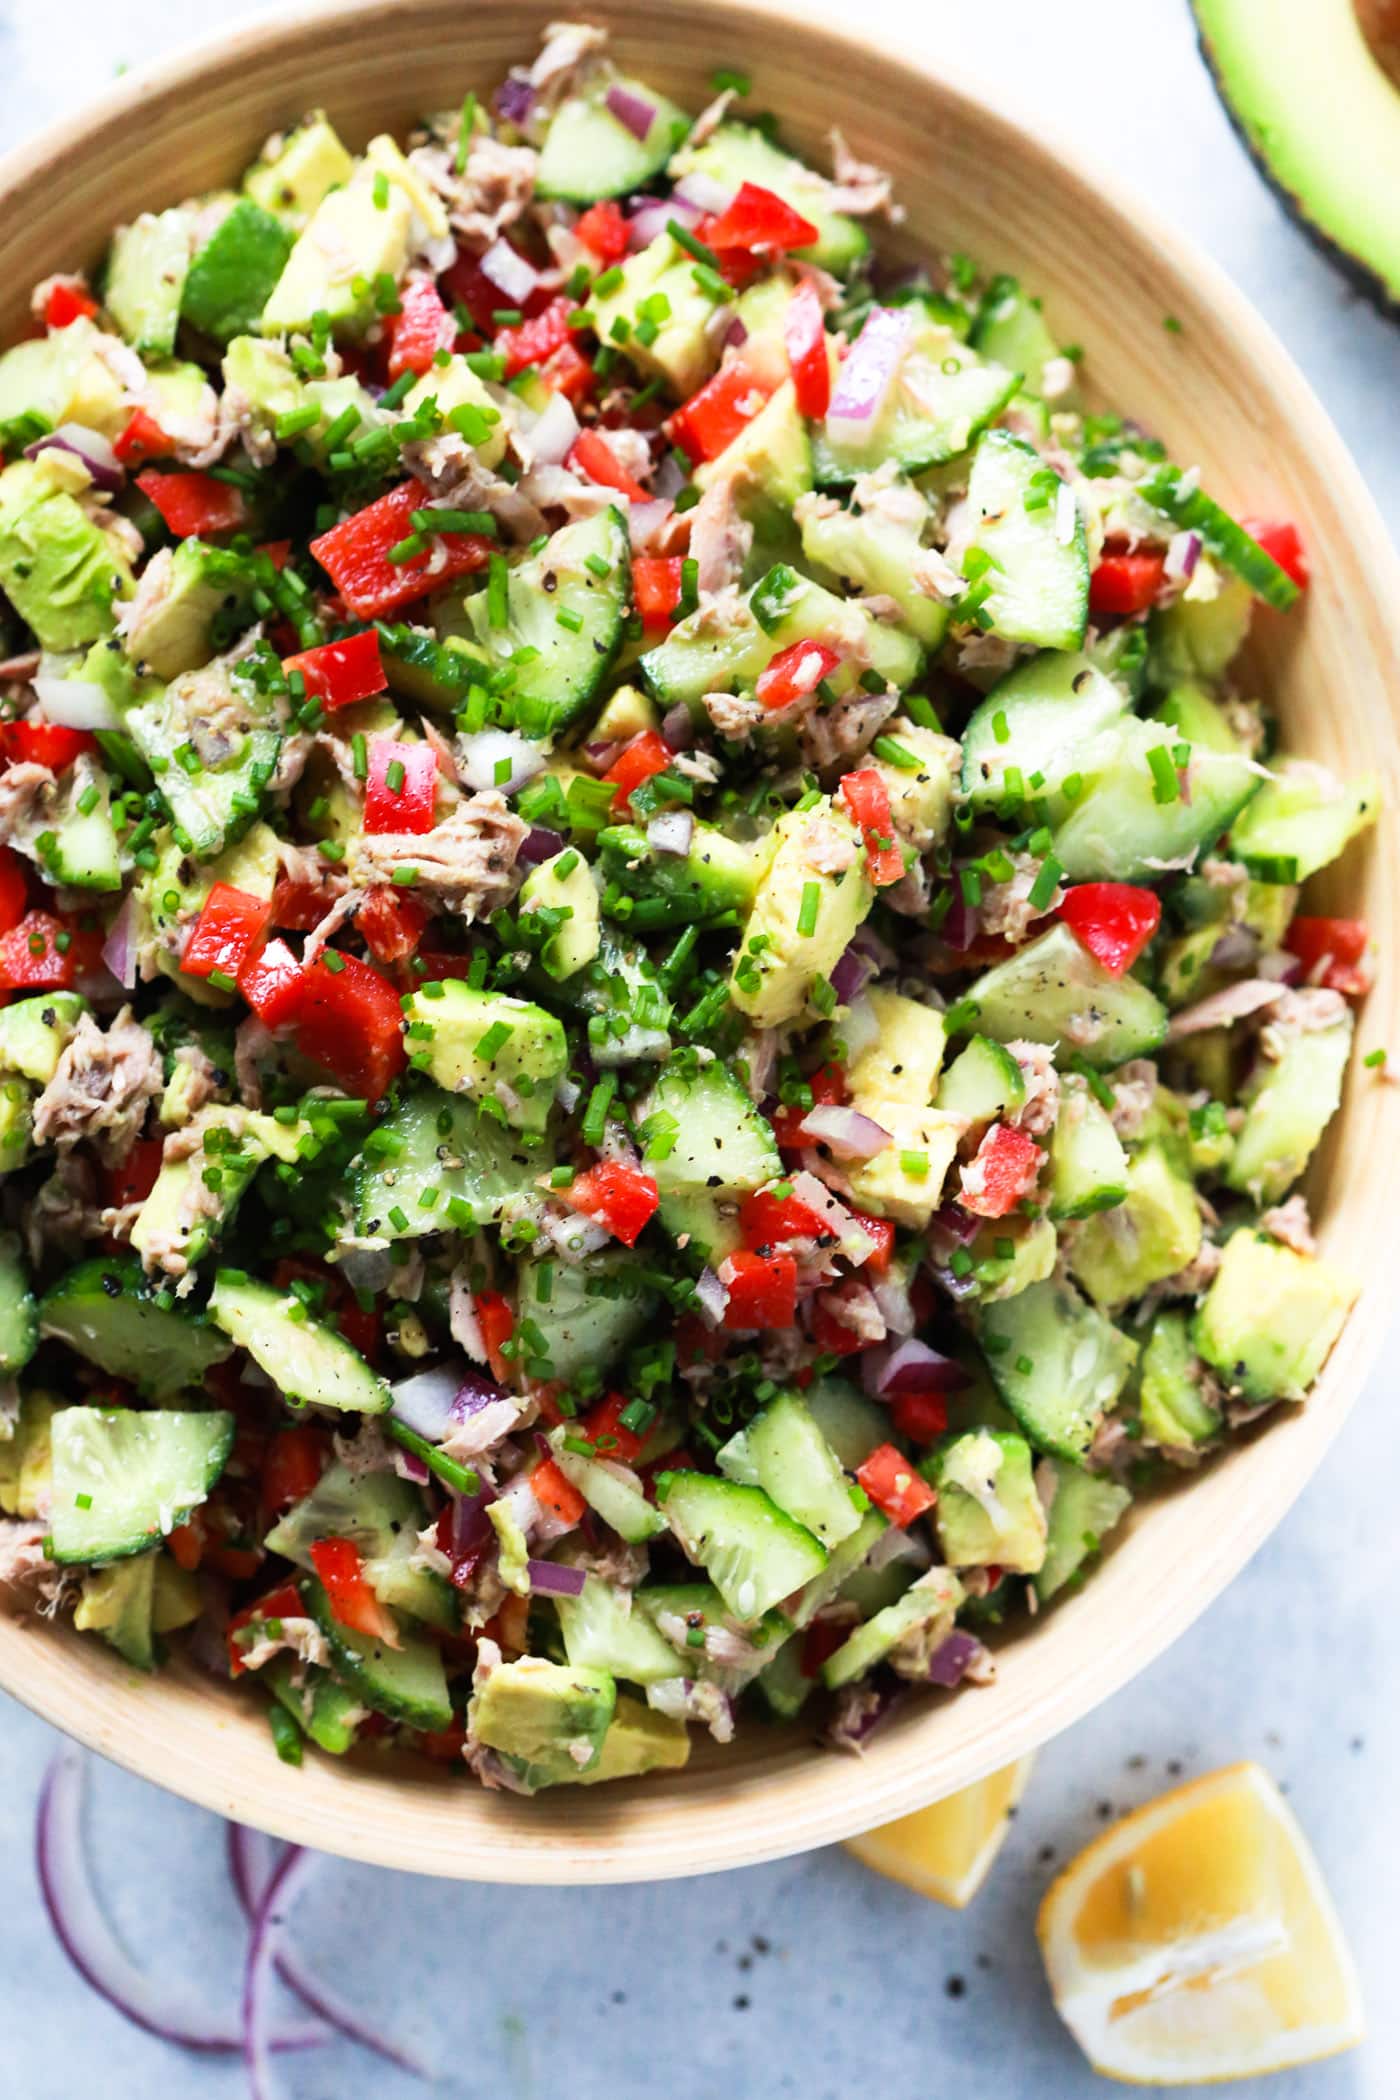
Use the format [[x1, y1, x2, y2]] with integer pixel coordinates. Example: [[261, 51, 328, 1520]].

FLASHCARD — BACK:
[[1, 0, 1396, 1884]]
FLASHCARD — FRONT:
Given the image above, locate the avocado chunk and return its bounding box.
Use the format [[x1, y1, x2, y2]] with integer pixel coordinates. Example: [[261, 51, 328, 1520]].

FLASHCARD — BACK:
[[0, 991, 88, 1084], [402, 981, 566, 1133], [584, 233, 724, 398], [468, 1653, 617, 1790], [182, 198, 294, 344], [73, 1555, 157, 1669], [518, 848, 602, 980], [729, 798, 872, 1027], [244, 113, 356, 230], [1194, 0, 1400, 313], [1068, 1139, 1203, 1310], [928, 1429, 1047, 1573], [578, 1693, 691, 1783], [105, 208, 195, 357], [1138, 1308, 1222, 1453], [0, 319, 128, 441], [1225, 1008, 1352, 1205], [121, 537, 255, 679], [261, 155, 412, 337], [1193, 1228, 1358, 1403], [130, 1106, 303, 1274], [0, 457, 131, 649]]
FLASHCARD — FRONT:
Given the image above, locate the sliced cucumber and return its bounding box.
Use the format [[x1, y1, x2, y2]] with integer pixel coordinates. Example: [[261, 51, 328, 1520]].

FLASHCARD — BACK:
[[43, 761, 123, 891], [812, 316, 1017, 484], [800, 1379, 889, 1471], [961, 649, 1126, 817], [518, 1248, 656, 1383], [536, 77, 690, 203], [555, 1575, 680, 1685], [1226, 1011, 1352, 1206], [48, 1405, 234, 1564], [0, 1230, 37, 1375], [717, 1390, 863, 1549], [962, 430, 1088, 650], [971, 275, 1066, 398], [1048, 1078, 1129, 1219], [820, 1566, 963, 1689], [978, 1276, 1138, 1462], [936, 1035, 1027, 1126], [125, 678, 281, 862], [467, 509, 628, 742], [351, 1084, 548, 1241], [670, 122, 869, 274], [657, 1470, 827, 1622], [263, 1461, 454, 1631], [303, 1575, 453, 1732], [962, 922, 1167, 1070], [639, 1058, 781, 1262], [1228, 763, 1381, 884], [1138, 466, 1299, 611], [1050, 718, 1259, 882], [545, 923, 671, 1068], [786, 1505, 888, 1630], [208, 1273, 390, 1414], [547, 1427, 665, 1543], [596, 820, 759, 929], [264, 1659, 364, 1755], [1033, 1462, 1132, 1603], [798, 494, 949, 649], [755, 1635, 811, 1719], [39, 1256, 232, 1400]]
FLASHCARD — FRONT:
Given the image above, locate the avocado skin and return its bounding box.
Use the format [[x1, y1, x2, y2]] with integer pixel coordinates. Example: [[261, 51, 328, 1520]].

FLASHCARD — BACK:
[[1192, 0, 1400, 316]]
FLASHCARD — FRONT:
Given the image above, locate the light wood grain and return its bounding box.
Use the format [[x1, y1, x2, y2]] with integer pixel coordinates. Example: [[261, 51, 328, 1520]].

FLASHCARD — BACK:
[[1, 0, 1396, 1885]]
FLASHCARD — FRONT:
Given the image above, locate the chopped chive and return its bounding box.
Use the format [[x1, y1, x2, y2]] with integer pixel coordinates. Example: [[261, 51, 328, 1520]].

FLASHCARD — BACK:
[[796, 881, 821, 939], [456, 89, 477, 175], [1147, 743, 1179, 803]]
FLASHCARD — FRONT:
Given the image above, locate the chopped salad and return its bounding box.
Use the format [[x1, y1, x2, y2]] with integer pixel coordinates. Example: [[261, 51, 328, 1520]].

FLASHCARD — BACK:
[[0, 22, 1377, 1790]]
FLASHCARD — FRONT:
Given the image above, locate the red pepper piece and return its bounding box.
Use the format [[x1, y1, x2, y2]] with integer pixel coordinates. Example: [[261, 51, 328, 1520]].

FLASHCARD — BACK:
[[136, 469, 246, 538], [755, 637, 840, 712], [357, 887, 432, 964], [561, 1158, 661, 1247], [363, 737, 439, 835], [282, 629, 387, 711], [180, 882, 271, 983], [667, 360, 776, 465], [386, 276, 455, 379], [703, 182, 820, 254], [295, 950, 406, 1101], [959, 1120, 1042, 1219], [856, 1442, 937, 1528], [631, 555, 684, 631], [568, 427, 651, 501], [838, 766, 905, 887], [602, 728, 671, 812], [1242, 517, 1309, 592], [310, 481, 492, 619], [574, 200, 629, 264], [721, 1248, 798, 1329], [1283, 914, 1371, 996], [1088, 548, 1165, 617], [1058, 882, 1162, 977], [236, 935, 306, 1029], [784, 278, 831, 418], [309, 1536, 400, 1645]]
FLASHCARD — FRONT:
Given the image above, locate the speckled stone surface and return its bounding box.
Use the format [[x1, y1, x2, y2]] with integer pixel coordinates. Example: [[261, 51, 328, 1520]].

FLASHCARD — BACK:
[[0, 4, 1396, 2094]]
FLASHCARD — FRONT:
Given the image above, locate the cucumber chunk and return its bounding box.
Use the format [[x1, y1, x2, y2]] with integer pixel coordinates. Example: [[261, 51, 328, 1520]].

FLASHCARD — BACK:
[[812, 315, 1017, 484], [537, 78, 690, 203], [547, 1427, 665, 1543], [1033, 1462, 1132, 1603], [800, 1379, 889, 1471], [657, 1471, 828, 1622], [351, 1084, 548, 1241], [1225, 1012, 1352, 1205], [962, 430, 1088, 650], [960, 649, 1127, 818], [303, 1575, 453, 1732], [40, 1255, 232, 1399], [208, 1273, 390, 1413], [518, 1249, 657, 1382], [1050, 718, 1259, 882], [670, 122, 869, 274], [265, 1660, 363, 1755], [555, 1575, 681, 1685], [979, 1276, 1138, 1462], [1048, 1077, 1130, 1219], [718, 1390, 863, 1549], [1138, 466, 1299, 611], [264, 1460, 455, 1631], [1228, 762, 1380, 884], [962, 922, 1167, 1070], [596, 820, 759, 929], [820, 1565, 963, 1689], [936, 1035, 1028, 1127], [467, 508, 629, 742], [49, 1405, 234, 1564], [0, 1230, 37, 1375], [639, 1058, 781, 1261]]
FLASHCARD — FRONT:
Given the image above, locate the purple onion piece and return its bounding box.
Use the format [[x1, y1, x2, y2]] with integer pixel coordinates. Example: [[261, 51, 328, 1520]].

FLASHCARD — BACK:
[[863, 1335, 973, 1400], [451, 1487, 495, 1561], [661, 700, 694, 751], [525, 1557, 588, 1597], [452, 1368, 508, 1420], [827, 307, 913, 433], [799, 1103, 892, 1160], [722, 316, 749, 350], [580, 737, 621, 776], [493, 75, 536, 125], [517, 823, 566, 866], [26, 422, 123, 492], [930, 1202, 983, 1245], [605, 83, 658, 141], [646, 808, 694, 857], [939, 894, 980, 950], [830, 939, 876, 1008], [926, 1631, 987, 1689]]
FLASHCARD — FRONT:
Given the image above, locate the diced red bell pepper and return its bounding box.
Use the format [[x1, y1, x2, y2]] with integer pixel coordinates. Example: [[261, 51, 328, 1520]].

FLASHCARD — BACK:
[[1058, 881, 1162, 977], [261, 1425, 330, 1515], [578, 1390, 644, 1464], [227, 1579, 305, 1677], [113, 407, 175, 466], [282, 630, 387, 712], [357, 887, 432, 964], [494, 295, 573, 378], [755, 637, 840, 712], [856, 1442, 937, 1528], [386, 275, 455, 379], [101, 1135, 164, 1214], [838, 766, 905, 887], [722, 1248, 798, 1329], [770, 1060, 847, 1149], [165, 1517, 204, 1572], [667, 360, 777, 466], [809, 1297, 865, 1357], [256, 539, 293, 572], [0, 720, 95, 771], [531, 1456, 587, 1528], [412, 947, 479, 986], [441, 249, 510, 334], [959, 1121, 1042, 1219], [136, 468, 246, 538], [44, 281, 99, 329], [0, 910, 100, 991], [295, 950, 406, 1101], [475, 1288, 515, 1385], [0, 848, 25, 937], [336, 1294, 384, 1365], [784, 278, 831, 419], [631, 555, 684, 632], [739, 1185, 830, 1249], [309, 1536, 400, 1646], [180, 882, 271, 983], [538, 338, 596, 404], [702, 182, 820, 255], [890, 1391, 950, 1444], [310, 481, 493, 619], [561, 1158, 660, 1247], [363, 737, 440, 835], [568, 427, 650, 502], [603, 728, 672, 812], [1088, 548, 1165, 617], [1284, 914, 1372, 996], [1242, 517, 1309, 592], [574, 200, 629, 264], [850, 1208, 895, 1276], [270, 877, 335, 932]]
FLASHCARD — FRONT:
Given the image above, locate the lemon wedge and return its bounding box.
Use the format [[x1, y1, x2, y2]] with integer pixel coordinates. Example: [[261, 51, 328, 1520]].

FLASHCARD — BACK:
[[844, 1755, 1034, 1908], [1037, 1761, 1364, 2084]]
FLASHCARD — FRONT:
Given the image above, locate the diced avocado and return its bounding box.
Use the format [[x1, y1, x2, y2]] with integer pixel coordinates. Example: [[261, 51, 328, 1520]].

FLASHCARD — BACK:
[[209, 1271, 392, 1414], [843, 1104, 962, 1230], [596, 819, 759, 929], [221, 332, 304, 433], [0, 457, 131, 650], [587, 682, 659, 746], [1033, 1462, 1132, 1604], [130, 1106, 299, 1272], [124, 659, 282, 864], [639, 1058, 781, 1261], [135, 820, 281, 1002], [801, 492, 948, 649], [1048, 1075, 1129, 1218], [152, 1556, 203, 1634], [928, 1429, 1047, 1573], [1148, 569, 1253, 683], [872, 719, 957, 849], [363, 134, 450, 243], [121, 537, 254, 679], [578, 1693, 691, 1783], [670, 121, 869, 274], [244, 113, 355, 229], [0, 991, 87, 1084], [73, 1554, 157, 1670], [182, 198, 293, 343], [261, 161, 412, 337], [848, 987, 947, 1107], [1230, 761, 1382, 884], [0, 1078, 33, 1176], [821, 1565, 964, 1689], [584, 233, 722, 398], [1226, 1009, 1352, 1205], [937, 1034, 1028, 1128], [376, 622, 483, 714], [966, 1213, 1059, 1303], [0, 320, 128, 440], [729, 799, 872, 1026], [104, 209, 194, 356], [537, 74, 690, 203], [963, 922, 1168, 1070], [1068, 1139, 1202, 1310], [1138, 1308, 1222, 1452], [404, 354, 508, 471], [1193, 1229, 1358, 1403], [468, 1654, 616, 1789], [40, 1256, 232, 1399], [518, 848, 602, 980], [0, 1391, 55, 1517], [694, 378, 813, 513], [402, 981, 566, 1134]]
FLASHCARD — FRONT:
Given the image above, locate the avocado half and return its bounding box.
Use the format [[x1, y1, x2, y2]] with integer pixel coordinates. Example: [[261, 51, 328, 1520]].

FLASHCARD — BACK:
[[1193, 0, 1400, 313]]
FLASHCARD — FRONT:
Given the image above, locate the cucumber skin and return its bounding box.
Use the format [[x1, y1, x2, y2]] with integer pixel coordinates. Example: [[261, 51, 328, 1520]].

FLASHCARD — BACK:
[[303, 1575, 454, 1732], [39, 1255, 233, 1400]]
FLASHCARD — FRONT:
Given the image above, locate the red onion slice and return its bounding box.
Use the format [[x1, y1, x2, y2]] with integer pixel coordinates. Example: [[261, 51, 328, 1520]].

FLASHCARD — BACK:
[[605, 83, 658, 141], [1164, 529, 1202, 582], [646, 809, 694, 857], [31, 672, 122, 731], [862, 1335, 972, 1398], [517, 823, 566, 866], [626, 496, 674, 550], [526, 1557, 588, 1596], [580, 736, 622, 776], [694, 1265, 729, 1328], [673, 171, 736, 215], [26, 421, 123, 492], [830, 938, 877, 1008], [458, 728, 545, 795], [826, 307, 912, 440], [493, 75, 536, 126], [479, 237, 538, 305], [926, 1629, 988, 1688], [660, 700, 694, 750], [37, 1746, 326, 2056], [799, 1103, 892, 1159], [388, 1364, 461, 1440], [527, 388, 580, 466], [100, 888, 138, 991]]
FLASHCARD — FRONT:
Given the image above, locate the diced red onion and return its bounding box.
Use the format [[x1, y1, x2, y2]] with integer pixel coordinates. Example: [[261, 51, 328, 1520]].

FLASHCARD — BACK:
[[694, 1265, 729, 1328], [518, 823, 566, 865], [451, 1485, 496, 1561], [926, 1630, 987, 1688], [458, 728, 545, 794], [1208, 922, 1260, 972], [722, 315, 749, 351], [25, 421, 123, 492], [100, 889, 137, 991], [31, 673, 122, 731], [389, 1364, 462, 1440], [826, 307, 912, 440], [652, 450, 689, 502], [646, 809, 694, 857], [525, 1557, 588, 1596], [527, 389, 580, 466], [605, 83, 657, 142], [930, 1202, 983, 1245], [626, 195, 695, 251], [580, 737, 622, 776], [799, 1103, 892, 1160], [863, 1335, 972, 1399], [673, 171, 736, 215], [825, 1680, 903, 1752], [660, 701, 694, 750], [479, 237, 538, 305], [395, 1446, 431, 1484], [453, 1367, 509, 1419], [1164, 529, 1202, 583], [494, 75, 536, 125], [830, 938, 877, 1007], [625, 496, 674, 550], [37, 1747, 326, 2057], [940, 894, 980, 950]]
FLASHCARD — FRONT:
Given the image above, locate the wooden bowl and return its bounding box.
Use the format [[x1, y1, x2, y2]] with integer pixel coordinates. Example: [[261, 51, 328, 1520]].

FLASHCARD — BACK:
[[1, 0, 1396, 1885]]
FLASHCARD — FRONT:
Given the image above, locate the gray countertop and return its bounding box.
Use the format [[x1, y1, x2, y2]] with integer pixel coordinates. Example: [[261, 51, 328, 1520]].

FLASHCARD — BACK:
[[1, 3, 1396, 2095]]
